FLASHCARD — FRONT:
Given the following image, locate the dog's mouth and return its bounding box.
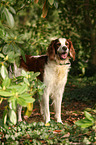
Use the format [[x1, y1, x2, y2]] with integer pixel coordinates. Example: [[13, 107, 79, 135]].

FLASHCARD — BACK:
[[59, 53, 68, 60]]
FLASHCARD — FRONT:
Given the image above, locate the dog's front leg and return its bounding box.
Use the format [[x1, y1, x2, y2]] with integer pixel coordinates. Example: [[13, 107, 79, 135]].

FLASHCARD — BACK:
[[40, 92, 50, 123], [17, 104, 22, 122], [53, 92, 63, 123]]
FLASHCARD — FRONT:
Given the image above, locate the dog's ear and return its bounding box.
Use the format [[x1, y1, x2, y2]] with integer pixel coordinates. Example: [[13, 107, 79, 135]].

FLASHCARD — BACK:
[[68, 40, 75, 61], [47, 40, 57, 60]]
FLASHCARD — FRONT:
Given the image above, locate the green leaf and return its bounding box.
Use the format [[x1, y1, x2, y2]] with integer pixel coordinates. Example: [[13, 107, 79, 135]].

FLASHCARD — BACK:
[[3, 7, 14, 28], [2, 77, 11, 89], [84, 111, 95, 122], [1, 65, 8, 79], [22, 69, 28, 76], [48, 0, 54, 5], [31, 72, 40, 80], [19, 94, 35, 103], [9, 109, 17, 125], [9, 99, 17, 111], [75, 118, 94, 128], [9, 6, 16, 14], [24, 78, 30, 85], [0, 90, 13, 97], [17, 97, 27, 107], [0, 53, 4, 58], [17, 84, 28, 94]]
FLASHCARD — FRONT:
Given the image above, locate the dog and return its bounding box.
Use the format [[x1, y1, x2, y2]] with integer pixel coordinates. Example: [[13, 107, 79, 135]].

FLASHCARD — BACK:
[[17, 38, 75, 123]]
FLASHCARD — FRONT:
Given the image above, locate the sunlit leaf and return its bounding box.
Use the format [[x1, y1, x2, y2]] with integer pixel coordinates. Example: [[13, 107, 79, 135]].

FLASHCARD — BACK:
[[3, 8, 14, 28], [75, 118, 94, 128], [2, 77, 11, 89], [17, 84, 28, 94], [17, 97, 27, 107], [9, 109, 17, 125], [19, 94, 35, 103], [0, 91, 13, 97], [84, 111, 95, 122], [0, 53, 4, 58], [1, 65, 8, 79]]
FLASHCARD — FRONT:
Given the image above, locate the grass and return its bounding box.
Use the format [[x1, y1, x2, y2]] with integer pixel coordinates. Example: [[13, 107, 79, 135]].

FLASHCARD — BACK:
[[0, 75, 96, 144]]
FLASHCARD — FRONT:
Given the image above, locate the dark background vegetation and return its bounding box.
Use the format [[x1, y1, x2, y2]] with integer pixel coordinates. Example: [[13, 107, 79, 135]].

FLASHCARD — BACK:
[[0, 0, 96, 144]]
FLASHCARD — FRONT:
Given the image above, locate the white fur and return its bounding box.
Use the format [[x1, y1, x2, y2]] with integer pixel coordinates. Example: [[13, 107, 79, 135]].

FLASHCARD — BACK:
[[40, 59, 70, 123]]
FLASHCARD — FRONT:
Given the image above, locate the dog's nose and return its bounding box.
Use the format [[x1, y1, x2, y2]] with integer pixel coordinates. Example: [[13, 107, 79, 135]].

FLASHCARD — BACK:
[[62, 46, 67, 51]]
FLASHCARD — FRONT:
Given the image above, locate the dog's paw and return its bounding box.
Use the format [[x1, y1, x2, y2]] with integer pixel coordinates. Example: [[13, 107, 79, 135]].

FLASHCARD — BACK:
[[18, 118, 22, 122]]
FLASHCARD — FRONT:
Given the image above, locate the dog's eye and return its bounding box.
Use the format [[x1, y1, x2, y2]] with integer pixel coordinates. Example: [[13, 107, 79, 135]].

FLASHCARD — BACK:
[[65, 42, 68, 46], [56, 42, 61, 47]]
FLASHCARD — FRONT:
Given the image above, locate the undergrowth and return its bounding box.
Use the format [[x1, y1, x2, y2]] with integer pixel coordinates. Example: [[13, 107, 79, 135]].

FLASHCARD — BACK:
[[0, 121, 95, 145]]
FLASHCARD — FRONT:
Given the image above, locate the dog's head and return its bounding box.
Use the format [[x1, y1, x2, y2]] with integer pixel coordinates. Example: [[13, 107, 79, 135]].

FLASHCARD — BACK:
[[47, 38, 75, 61]]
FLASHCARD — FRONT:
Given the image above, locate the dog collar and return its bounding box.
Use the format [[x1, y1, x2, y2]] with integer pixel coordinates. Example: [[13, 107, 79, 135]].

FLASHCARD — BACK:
[[59, 62, 70, 65]]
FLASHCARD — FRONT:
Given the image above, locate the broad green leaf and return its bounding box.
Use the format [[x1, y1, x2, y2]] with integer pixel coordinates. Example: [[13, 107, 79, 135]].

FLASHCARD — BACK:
[[17, 97, 27, 107], [3, 8, 14, 28], [84, 111, 95, 122], [17, 84, 28, 94], [0, 90, 13, 97], [3, 44, 11, 54], [75, 118, 94, 128], [9, 109, 17, 125], [2, 77, 11, 89], [48, 0, 54, 5], [19, 93, 32, 98], [8, 51, 14, 59], [0, 53, 4, 58], [9, 6, 16, 14], [20, 94, 35, 103], [1, 65, 8, 79]]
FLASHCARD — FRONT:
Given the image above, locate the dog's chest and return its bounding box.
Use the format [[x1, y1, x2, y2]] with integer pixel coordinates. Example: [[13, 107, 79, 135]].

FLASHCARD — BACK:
[[44, 62, 70, 87]]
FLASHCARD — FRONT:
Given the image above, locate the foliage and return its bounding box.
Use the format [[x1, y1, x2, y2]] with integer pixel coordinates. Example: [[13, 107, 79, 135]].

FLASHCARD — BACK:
[[75, 110, 95, 128], [0, 66, 45, 125], [0, 121, 95, 144], [59, 0, 96, 75]]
